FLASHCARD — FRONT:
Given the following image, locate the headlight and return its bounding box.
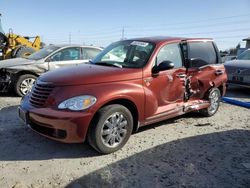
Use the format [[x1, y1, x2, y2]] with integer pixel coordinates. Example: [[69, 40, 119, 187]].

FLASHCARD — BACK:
[[58, 95, 97, 111]]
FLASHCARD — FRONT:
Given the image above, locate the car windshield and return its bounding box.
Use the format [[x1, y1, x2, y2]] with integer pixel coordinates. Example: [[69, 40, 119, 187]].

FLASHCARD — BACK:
[[237, 50, 250, 60], [27, 46, 60, 60], [91, 40, 155, 68]]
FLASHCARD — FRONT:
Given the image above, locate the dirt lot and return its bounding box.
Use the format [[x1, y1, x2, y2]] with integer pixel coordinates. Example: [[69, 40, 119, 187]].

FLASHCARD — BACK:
[[0, 87, 249, 188]]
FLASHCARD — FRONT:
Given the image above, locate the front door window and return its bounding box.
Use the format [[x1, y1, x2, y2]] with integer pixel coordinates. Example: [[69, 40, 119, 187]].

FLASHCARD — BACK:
[[50, 47, 81, 62]]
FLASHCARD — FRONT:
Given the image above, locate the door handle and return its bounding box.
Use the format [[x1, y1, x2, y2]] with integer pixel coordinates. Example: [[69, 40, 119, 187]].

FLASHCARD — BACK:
[[176, 73, 186, 78], [215, 70, 224, 75]]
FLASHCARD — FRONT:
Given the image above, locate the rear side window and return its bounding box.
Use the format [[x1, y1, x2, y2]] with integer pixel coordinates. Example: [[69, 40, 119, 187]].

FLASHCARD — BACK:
[[50, 47, 80, 61], [188, 41, 217, 64], [156, 43, 183, 68], [83, 48, 101, 59]]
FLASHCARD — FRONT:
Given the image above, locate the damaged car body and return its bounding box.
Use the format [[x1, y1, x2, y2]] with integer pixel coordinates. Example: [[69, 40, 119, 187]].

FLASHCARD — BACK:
[[0, 45, 102, 96], [19, 37, 227, 154]]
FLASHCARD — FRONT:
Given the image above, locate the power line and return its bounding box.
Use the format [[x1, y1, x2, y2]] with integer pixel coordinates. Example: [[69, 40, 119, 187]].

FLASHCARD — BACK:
[[42, 14, 250, 38], [214, 35, 249, 39], [43, 14, 250, 37], [126, 27, 250, 38], [125, 19, 250, 33], [125, 14, 250, 29]]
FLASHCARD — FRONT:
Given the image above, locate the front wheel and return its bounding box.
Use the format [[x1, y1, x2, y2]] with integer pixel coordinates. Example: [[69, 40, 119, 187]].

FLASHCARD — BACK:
[[200, 88, 221, 117], [88, 104, 133, 154], [14, 74, 37, 97]]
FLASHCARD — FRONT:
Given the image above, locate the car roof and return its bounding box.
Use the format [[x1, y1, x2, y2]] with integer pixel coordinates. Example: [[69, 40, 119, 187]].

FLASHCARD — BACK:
[[128, 36, 213, 44], [47, 44, 102, 49]]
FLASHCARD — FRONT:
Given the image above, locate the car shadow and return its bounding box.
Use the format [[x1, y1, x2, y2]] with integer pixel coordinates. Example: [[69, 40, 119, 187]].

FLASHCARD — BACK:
[[0, 104, 216, 161], [138, 112, 212, 133], [0, 103, 231, 162], [0, 91, 19, 97], [66, 129, 250, 188], [0, 105, 214, 161]]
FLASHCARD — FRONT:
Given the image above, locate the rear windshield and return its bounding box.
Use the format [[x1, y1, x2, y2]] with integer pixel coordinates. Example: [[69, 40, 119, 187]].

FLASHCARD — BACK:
[[27, 46, 60, 60]]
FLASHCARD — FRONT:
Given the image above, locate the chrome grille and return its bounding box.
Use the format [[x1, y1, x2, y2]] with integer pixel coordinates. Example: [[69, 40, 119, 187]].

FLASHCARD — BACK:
[[29, 82, 54, 107]]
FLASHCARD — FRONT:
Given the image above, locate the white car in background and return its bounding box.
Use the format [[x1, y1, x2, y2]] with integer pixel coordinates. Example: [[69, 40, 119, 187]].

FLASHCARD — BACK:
[[0, 45, 102, 96]]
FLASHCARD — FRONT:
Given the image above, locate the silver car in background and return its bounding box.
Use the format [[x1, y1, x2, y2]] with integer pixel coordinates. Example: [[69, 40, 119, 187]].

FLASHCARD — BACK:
[[0, 45, 102, 96], [224, 49, 250, 88]]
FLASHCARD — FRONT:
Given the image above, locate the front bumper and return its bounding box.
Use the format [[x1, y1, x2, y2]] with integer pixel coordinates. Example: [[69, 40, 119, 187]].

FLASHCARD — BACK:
[[19, 95, 94, 143]]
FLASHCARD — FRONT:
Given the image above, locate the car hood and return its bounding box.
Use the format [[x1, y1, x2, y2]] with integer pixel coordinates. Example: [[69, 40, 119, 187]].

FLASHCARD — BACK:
[[0, 58, 36, 68], [224, 60, 250, 68], [39, 64, 142, 86]]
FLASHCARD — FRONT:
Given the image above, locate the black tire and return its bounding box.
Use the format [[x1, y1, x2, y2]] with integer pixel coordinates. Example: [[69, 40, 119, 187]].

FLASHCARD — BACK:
[[88, 104, 133, 154], [14, 74, 37, 97], [200, 88, 221, 117], [14, 47, 35, 58]]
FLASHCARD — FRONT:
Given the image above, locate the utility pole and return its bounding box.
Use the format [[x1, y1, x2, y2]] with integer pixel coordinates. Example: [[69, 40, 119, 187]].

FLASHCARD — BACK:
[[69, 32, 71, 44], [121, 27, 124, 40]]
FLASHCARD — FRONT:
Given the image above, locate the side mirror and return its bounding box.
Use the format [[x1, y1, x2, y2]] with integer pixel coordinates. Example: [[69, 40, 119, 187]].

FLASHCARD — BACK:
[[152, 60, 174, 74], [46, 55, 60, 62], [231, 56, 237, 60], [186, 58, 208, 68], [45, 57, 52, 62]]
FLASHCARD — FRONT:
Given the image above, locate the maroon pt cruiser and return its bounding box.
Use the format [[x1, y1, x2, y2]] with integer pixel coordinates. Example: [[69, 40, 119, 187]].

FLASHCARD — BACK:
[[19, 37, 227, 154]]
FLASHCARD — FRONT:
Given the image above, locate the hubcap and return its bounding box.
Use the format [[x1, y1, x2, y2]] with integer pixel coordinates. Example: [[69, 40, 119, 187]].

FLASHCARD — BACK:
[[101, 112, 128, 148], [208, 90, 219, 114], [20, 78, 36, 95]]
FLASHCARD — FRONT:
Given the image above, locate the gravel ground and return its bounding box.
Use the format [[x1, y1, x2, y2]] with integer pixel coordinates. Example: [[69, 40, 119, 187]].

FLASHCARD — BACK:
[[0, 87, 249, 188]]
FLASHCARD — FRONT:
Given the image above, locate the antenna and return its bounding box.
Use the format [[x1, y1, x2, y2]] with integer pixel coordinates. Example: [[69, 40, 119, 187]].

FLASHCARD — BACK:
[[121, 27, 124, 40], [69, 32, 71, 44]]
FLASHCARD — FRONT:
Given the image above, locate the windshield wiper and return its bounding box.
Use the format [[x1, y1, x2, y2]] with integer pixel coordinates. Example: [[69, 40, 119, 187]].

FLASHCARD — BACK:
[[94, 62, 122, 68]]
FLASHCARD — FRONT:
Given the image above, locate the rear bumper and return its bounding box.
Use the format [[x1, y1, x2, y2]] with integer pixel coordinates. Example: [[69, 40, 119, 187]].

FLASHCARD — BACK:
[[19, 96, 94, 143]]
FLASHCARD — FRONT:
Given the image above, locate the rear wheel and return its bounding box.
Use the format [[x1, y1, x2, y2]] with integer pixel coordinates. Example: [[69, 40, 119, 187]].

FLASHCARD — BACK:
[[14, 74, 36, 97], [88, 104, 133, 154], [200, 88, 221, 117], [14, 47, 35, 58]]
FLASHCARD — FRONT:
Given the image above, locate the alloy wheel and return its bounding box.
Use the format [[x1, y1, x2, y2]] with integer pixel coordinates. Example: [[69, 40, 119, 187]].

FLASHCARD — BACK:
[[208, 89, 220, 114], [20, 78, 36, 95], [101, 112, 128, 148]]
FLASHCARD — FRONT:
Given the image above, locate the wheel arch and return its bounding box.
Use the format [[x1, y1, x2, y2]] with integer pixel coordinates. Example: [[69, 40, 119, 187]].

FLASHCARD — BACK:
[[14, 70, 39, 79], [90, 98, 140, 134], [203, 81, 224, 99]]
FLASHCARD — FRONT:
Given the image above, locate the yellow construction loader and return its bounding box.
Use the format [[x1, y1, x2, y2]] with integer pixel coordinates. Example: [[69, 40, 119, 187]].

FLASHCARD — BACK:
[[0, 14, 41, 60]]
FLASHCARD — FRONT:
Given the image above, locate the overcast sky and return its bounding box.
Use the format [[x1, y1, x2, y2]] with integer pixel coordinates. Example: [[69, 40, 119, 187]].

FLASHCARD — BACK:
[[0, 0, 250, 50]]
